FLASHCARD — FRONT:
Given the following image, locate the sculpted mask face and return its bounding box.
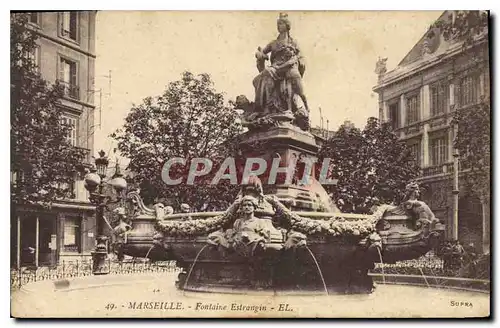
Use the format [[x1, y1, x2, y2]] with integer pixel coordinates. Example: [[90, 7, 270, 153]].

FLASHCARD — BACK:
[[414, 189, 420, 199], [241, 200, 255, 215]]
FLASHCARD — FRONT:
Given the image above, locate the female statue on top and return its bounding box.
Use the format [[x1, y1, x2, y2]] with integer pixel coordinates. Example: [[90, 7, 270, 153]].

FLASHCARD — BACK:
[[251, 13, 309, 128]]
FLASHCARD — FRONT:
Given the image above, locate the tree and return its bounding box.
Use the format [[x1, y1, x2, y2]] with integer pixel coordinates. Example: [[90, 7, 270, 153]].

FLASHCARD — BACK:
[[11, 13, 86, 205], [452, 98, 490, 201], [318, 117, 420, 214], [112, 71, 243, 211], [432, 10, 490, 201]]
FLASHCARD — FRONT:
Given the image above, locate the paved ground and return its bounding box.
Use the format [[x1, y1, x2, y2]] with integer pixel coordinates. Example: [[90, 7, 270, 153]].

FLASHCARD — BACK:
[[11, 272, 490, 318]]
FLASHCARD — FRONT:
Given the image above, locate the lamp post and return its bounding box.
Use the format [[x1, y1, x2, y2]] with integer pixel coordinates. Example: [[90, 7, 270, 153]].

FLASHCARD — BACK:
[[84, 150, 127, 275]]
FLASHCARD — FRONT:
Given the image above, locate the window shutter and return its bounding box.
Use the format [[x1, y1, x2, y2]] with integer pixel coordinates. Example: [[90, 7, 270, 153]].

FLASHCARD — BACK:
[[62, 12, 70, 34], [58, 58, 64, 82], [69, 13, 78, 40], [70, 63, 77, 87]]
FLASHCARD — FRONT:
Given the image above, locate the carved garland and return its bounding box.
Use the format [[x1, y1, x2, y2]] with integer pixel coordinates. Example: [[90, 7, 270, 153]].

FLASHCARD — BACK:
[[274, 202, 389, 239], [155, 212, 236, 237], [152, 198, 390, 240]]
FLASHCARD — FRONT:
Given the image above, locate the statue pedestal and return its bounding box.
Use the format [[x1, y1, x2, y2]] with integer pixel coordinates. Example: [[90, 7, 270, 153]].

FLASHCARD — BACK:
[[239, 126, 330, 212]]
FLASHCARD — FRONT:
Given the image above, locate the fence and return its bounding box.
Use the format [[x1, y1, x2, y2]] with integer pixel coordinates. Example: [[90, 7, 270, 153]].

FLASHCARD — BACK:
[[371, 252, 490, 280], [11, 259, 181, 290], [12, 254, 489, 290]]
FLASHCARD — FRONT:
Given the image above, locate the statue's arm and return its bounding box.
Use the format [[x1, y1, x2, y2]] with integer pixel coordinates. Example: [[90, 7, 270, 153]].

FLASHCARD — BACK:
[[226, 199, 241, 216], [264, 195, 301, 223], [294, 40, 306, 77], [274, 56, 298, 71], [262, 41, 273, 54]]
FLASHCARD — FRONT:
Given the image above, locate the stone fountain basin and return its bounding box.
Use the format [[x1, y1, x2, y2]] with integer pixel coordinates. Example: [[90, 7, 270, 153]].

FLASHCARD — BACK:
[[164, 236, 362, 265], [162, 235, 429, 267], [160, 236, 391, 294], [11, 272, 490, 318]]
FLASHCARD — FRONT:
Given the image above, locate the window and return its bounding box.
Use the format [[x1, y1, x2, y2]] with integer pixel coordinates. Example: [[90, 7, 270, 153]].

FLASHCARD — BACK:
[[430, 81, 449, 116], [430, 135, 449, 166], [61, 116, 77, 146], [388, 101, 400, 130], [27, 46, 40, 72], [29, 13, 40, 25], [63, 217, 81, 252], [60, 12, 78, 41], [58, 57, 79, 99], [408, 142, 421, 166], [22, 45, 40, 72], [406, 93, 420, 125], [457, 75, 479, 107]]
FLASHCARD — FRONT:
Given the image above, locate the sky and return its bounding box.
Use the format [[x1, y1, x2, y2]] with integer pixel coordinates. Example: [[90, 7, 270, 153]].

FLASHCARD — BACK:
[[92, 11, 442, 162]]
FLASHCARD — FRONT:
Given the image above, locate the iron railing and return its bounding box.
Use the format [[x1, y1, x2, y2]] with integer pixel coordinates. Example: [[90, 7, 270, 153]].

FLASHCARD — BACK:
[[10, 259, 181, 290], [11, 254, 489, 289], [371, 252, 490, 281], [57, 80, 80, 100], [422, 165, 445, 177]]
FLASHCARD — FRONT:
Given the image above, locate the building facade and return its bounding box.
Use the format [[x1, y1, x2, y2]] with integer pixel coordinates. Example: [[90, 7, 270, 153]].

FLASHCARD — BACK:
[[373, 11, 490, 254], [12, 11, 98, 268]]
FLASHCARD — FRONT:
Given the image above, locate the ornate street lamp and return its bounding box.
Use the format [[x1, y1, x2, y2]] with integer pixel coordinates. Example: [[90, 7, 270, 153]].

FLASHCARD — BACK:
[[84, 150, 127, 275]]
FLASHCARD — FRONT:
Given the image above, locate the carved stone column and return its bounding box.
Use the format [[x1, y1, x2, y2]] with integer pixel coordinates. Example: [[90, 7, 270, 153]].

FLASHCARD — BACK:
[[449, 82, 455, 109], [382, 101, 389, 123], [399, 94, 406, 129], [422, 123, 430, 167], [421, 85, 430, 121]]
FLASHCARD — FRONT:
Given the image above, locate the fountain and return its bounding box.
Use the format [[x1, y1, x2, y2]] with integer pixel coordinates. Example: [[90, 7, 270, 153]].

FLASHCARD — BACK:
[[113, 12, 445, 296], [12, 13, 490, 319]]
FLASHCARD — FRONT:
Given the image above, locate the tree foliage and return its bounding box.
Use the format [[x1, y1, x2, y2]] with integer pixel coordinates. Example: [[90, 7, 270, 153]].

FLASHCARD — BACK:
[[432, 10, 490, 201], [11, 13, 87, 205], [452, 99, 490, 200], [112, 72, 243, 211], [318, 117, 420, 214]]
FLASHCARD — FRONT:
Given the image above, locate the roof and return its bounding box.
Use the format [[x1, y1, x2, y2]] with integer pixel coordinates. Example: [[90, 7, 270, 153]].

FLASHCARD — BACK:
[[373, 11, 488, 93], [396, 11, 449, 67]]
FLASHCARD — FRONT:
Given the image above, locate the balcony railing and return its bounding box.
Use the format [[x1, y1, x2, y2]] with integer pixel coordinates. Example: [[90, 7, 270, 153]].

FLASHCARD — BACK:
[[400, 122, 423, 135], [421, 161, 477, 178], [422, 165, 445, 177], [57, 80, 80, 100]]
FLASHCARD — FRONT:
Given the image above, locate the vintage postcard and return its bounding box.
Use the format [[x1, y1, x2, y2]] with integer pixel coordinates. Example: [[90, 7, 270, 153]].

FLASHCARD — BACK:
[[10, 10, 490, 318]]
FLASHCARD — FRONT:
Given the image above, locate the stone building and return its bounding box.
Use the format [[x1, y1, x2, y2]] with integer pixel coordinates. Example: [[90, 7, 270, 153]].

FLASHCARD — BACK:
[[310, 120, 353, 147], [372, 11, 490, 254], [12, 11, 98, 268]]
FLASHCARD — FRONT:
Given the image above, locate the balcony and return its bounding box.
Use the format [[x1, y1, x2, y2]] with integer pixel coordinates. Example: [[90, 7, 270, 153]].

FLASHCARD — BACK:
[[57, 80, 80, 100], [428, 115, 449, 130], [421, 161, 475, 178], [400, 121, 423, 136], [422, 165, 446, 177]]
